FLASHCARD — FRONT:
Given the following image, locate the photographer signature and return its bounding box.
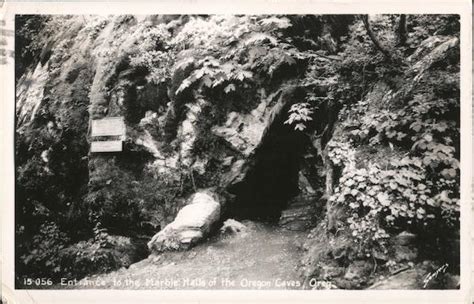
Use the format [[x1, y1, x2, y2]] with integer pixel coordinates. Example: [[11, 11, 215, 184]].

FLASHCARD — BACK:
[[423, 263, 448, 288]]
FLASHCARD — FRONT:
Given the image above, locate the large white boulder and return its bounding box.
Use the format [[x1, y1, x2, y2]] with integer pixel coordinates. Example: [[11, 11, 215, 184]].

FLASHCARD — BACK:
[[147, 191, 221, 253]]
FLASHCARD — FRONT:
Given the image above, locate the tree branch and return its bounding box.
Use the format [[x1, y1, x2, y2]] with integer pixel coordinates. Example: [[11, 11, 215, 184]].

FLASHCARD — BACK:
[[361, 15, 392, 61]]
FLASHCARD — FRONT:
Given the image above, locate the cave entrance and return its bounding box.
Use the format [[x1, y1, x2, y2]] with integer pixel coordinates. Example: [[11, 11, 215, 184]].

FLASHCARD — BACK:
[[226, 104, 309, 223]]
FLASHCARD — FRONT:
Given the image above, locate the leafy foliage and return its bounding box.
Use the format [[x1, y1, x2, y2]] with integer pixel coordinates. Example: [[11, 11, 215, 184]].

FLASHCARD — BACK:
[[325, 15, 459, 261], [284, 102, 314, 131], [18, 221, 70, 280], [170, 16, 310, 98], [15, 15, 51, 78], [57, 224, 123, 280], [15, 14, 460, 286], [129, 23, 174, 84]]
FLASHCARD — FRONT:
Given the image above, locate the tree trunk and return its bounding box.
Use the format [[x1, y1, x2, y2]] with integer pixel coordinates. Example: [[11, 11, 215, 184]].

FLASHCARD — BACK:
[[398, 14, 408, 46], [361, 15, 392, 61]]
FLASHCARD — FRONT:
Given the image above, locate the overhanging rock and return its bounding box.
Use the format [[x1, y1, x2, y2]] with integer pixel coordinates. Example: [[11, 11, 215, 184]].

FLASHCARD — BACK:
[[147, 190, 221, 253]]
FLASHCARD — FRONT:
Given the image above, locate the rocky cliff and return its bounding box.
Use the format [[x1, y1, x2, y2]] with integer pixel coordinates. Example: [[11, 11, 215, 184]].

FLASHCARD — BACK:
[[15, 14, 460, 289]]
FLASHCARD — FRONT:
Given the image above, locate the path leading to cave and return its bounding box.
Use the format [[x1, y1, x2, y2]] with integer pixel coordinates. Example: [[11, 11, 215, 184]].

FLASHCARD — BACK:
[[76, 221, 308, 290]]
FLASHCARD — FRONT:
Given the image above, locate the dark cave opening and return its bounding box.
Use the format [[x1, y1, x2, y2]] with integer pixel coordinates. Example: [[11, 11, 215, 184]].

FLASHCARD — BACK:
[[226, 107, 309, 223]]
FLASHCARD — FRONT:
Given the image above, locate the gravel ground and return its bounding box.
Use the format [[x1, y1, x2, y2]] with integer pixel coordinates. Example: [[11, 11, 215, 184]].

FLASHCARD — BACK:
[[66, 221, 308, 290]]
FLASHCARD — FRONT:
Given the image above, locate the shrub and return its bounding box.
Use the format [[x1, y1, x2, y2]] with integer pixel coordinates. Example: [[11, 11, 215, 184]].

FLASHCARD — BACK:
[[128, 23, 174, 84], [18, 222, 70, 281], [58, 225, 120, 280]]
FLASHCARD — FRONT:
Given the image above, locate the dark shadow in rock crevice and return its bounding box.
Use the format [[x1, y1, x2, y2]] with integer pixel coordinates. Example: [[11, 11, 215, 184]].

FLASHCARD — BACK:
[[226, 91, 310, 223]]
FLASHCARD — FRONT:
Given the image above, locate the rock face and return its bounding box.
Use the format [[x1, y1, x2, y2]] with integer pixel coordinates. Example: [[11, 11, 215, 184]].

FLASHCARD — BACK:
[[368, 269, 423, 289], [147, 190, 221, 253], [278, 194, 319, 231], [278, 169, 323, 231], [220, 219, 247, 235], [391, 231, 418, 262], [344, 260, 373, 280], [15, 15, 459, 288], [211, 100, 272, 157]]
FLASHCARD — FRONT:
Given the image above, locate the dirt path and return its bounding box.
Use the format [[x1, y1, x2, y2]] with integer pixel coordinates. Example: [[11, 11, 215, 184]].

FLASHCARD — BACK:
[[73, 221, 308, 290]]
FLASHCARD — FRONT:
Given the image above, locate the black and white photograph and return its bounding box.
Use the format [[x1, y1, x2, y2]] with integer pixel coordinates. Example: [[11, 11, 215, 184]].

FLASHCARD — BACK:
[[1, 2, 471, 302]]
